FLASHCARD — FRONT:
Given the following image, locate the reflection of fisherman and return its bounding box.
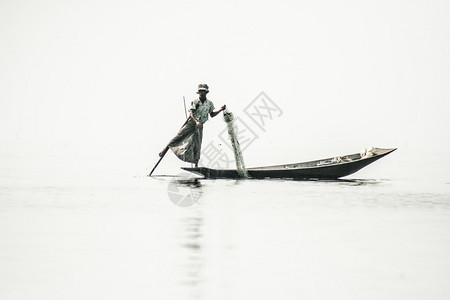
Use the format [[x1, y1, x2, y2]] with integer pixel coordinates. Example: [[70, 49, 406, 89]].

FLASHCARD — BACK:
[[159, 84, 226, 167]]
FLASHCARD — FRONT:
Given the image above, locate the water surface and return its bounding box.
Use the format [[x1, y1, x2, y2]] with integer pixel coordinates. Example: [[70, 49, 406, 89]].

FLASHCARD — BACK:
[[1, 148, 449, 300]]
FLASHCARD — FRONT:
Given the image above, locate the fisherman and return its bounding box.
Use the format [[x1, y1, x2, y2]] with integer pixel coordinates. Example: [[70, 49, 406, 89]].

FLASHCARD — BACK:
[[159, 84, 226, 167]]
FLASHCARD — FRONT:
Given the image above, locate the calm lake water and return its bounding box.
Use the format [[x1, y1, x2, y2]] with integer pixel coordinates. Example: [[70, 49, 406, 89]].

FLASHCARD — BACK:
[[1, 145, 449, 300]]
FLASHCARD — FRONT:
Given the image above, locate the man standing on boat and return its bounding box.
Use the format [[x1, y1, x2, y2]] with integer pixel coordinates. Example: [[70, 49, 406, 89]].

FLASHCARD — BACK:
[[158, 84, 226, 167]]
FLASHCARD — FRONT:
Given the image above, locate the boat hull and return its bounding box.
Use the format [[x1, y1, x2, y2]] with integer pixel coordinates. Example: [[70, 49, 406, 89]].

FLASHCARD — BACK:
[[182, 148, 396, 179]]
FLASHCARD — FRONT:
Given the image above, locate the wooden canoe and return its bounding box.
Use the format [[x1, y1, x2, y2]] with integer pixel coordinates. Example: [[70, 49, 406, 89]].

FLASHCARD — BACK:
[[182, 147, 396, 179]]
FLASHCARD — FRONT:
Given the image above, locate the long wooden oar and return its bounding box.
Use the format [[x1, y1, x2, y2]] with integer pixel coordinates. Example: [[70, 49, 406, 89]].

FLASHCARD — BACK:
[[148, 148, 168, 176], [148, 116, 191, 177]]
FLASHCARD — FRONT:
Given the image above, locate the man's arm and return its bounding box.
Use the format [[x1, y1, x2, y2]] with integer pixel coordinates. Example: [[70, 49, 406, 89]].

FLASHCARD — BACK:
[[210, 105, 226, 118], [190, 110, 202, 126]]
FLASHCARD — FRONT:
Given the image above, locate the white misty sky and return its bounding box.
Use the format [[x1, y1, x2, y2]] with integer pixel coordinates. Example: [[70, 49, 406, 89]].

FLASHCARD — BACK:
[[1, 0, 449, 165]]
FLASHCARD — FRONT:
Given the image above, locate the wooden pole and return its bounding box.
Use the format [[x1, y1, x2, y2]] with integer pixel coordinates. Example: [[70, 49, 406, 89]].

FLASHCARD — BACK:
[[183, 96, 188, 119], [148, 102, 191, 177], [148, 150, 167, 177], [183, 96, 194, 168]]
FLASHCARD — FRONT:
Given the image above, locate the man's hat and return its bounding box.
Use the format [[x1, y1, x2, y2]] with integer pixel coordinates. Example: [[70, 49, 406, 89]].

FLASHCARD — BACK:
[[197, 84, 209, 93]]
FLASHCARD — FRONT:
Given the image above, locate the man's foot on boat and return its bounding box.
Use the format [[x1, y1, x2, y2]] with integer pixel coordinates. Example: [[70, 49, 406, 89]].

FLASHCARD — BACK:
[[159, 147, 168, 157]]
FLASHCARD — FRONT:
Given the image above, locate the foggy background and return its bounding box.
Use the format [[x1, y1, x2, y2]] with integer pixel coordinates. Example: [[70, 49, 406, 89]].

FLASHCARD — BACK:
[[1, 0, 449, 174], [2, 2, 450, 300]]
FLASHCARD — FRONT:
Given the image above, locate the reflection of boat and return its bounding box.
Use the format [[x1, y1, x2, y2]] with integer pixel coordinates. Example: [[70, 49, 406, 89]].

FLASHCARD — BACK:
[[182, 147, 397, 179]]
